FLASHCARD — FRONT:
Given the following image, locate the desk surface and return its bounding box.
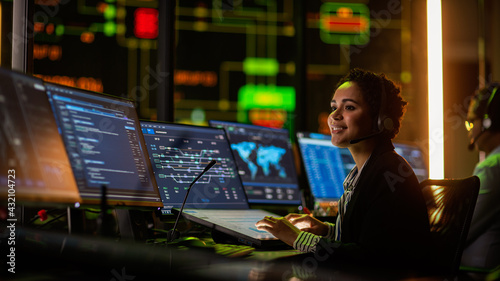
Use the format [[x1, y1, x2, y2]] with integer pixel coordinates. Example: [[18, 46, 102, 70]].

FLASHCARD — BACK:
[[7, 228, 481, 281]]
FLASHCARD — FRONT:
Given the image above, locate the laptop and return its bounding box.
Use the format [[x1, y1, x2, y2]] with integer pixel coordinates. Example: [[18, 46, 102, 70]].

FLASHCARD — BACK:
[[208, 120, 302, 214], [140, 121, 286, 248]]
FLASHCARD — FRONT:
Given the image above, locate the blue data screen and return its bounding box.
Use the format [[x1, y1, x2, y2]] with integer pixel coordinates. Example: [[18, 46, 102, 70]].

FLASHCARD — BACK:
[[297, 132, 355, 200]]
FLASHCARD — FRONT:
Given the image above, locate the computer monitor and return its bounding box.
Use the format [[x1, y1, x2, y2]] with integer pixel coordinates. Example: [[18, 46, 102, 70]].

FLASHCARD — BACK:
[[209, 121, 302, 206], [0, 68, 81, 205], [394, 141, 429, 182], [296, 132, 355, 202], [140, 121, 249, 214], [44, 83, 162, 208], [296, 132, 429, 203]]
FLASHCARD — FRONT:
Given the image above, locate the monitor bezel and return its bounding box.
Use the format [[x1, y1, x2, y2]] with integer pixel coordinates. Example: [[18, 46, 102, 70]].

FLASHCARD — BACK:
[[43, 82, 163, 208], [140, 120, 252, 214]]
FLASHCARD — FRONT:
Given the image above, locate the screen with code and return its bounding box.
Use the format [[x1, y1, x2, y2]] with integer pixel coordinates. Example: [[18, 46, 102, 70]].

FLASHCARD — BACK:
[[0, 68, 81, 205], [44, 83, 162, 207], [140, 121, 249, 214], [296, 132, 354, 201], [209, 120, 302, 205]]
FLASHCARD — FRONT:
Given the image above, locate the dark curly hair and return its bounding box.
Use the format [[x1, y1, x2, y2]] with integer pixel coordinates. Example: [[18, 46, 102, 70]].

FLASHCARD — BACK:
[[334, 68, 407, 139]]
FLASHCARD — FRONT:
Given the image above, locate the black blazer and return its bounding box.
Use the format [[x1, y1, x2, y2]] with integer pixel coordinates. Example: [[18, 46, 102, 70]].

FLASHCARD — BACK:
[[315, 139, 433, 269]]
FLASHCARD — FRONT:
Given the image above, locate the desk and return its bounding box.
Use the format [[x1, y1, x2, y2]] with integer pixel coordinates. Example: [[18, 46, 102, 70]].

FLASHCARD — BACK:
[[5, 228, 480, 281], [11, 228, 303, 280]]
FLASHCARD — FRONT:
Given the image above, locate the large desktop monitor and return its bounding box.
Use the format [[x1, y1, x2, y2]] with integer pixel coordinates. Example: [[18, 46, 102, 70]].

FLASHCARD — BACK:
[[297, 131, 429, 204], [0, 68, 81, 205], [44, 83, 162, 208], [209, 121, 302, 206], [296, 132, 355, 202], [140, 121, 249, 215]]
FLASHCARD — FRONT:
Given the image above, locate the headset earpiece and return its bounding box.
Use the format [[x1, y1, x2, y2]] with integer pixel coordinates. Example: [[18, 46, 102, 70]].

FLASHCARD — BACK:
[[483, 117, 492, 130], [481, 84, 499, 131], [377, 78, 394, 133], [382, 117, 394, 131]]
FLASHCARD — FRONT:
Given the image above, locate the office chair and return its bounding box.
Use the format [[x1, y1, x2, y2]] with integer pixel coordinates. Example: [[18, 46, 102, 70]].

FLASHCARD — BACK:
[[419, 176, 480, 277]]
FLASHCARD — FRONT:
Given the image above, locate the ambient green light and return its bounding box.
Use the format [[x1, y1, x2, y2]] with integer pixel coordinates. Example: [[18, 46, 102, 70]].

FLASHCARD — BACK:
[[55, 25, 65, 36], [238, 84, 295, 111], [319, 3, 370, 45], [104, 22, 117, 36], [104, 5, 117, 20], [243, 57, 279, 76]]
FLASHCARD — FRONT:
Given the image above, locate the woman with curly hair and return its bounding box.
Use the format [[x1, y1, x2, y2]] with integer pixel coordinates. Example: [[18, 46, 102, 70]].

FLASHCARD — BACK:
[[256, 68, 433, 271]]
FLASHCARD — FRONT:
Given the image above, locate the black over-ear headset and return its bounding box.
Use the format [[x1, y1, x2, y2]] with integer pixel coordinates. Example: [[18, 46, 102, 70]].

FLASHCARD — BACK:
[[349, 76, 394, 144], [467, 82, 500, 150], [481, 83, 499, 130], [377, 76, 394, 133]]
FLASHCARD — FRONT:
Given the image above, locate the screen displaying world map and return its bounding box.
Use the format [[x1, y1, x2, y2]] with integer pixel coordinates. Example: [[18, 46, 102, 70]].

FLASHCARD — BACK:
[[209, 120, 301, 205], [231, 142, 288, 181]]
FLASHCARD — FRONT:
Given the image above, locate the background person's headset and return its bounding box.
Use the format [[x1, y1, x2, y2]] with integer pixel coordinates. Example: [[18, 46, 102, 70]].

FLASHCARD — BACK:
[[467, 83, 500, 150]]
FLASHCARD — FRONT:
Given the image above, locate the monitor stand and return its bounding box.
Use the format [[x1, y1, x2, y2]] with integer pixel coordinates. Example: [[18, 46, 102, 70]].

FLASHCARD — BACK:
[[115, 209, 152, 242], [68, 207, 86, 234], [99, 184, 153, 241]]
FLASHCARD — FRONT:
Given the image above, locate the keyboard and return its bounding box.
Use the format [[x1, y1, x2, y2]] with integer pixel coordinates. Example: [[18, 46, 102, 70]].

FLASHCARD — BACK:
[[214, 243, 255, 258], [148, 237, 255, 258]]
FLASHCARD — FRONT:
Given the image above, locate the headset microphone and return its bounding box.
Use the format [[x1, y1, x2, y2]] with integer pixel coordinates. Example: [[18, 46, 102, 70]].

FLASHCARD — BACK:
[[468, 130, 486, 151], [167, 159, 217, 242], [349, 131, 381, 144]]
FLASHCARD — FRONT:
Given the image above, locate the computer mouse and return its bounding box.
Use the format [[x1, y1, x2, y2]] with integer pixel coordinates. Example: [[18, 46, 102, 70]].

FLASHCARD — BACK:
[[174, 237, 210, 248]]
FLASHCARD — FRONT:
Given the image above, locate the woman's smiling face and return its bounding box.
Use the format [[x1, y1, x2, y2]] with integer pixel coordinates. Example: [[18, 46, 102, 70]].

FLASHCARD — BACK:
[[328, 81, 375, 148]]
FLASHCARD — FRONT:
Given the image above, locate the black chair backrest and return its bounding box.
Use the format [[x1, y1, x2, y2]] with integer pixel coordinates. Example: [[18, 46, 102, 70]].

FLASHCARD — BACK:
[[420, 176, 480, 276]]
